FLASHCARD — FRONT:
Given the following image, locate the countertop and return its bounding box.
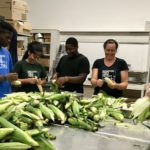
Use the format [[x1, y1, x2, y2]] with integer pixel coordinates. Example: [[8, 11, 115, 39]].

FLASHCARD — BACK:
[[50, 120, 150, 150]]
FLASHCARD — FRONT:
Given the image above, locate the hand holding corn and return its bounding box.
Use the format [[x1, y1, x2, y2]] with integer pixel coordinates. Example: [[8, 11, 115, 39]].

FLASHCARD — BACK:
[[104, 77, 117, 89], [96, 79, 104, 87], [56, 76, 68, 85]]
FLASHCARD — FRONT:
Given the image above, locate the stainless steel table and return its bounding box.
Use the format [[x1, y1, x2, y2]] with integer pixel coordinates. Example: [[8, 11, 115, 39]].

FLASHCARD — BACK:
[[50, 120, 150, 150]]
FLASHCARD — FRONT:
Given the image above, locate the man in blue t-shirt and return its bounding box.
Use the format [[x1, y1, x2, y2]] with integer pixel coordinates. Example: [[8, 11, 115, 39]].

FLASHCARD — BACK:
[[0, 21, 18, 97]]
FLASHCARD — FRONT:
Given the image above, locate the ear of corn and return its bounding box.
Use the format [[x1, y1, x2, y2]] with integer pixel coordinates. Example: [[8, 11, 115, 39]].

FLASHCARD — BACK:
[[11, 80, 22, 86], [0, 101, 13, 115], [68, 117, 93, 131], [20, 110, 40, 121], [50, 79, 60, 93], [26, 128, 49, 136], [1, 105, 16, 120], [39, 104, 55, 121], [19, 116, 33, 124], [104, 77, 115, 86], [48, 104, 66, 124], [0, 128, 14, 140], [0, 142, 31, 150], [37, 84, 44, 94], [72, 100, 80, 117], [0, 117, 39, 146], [26, 105, 43, 120], [33, 136, 56, 150], [109, 111, 124, 121]]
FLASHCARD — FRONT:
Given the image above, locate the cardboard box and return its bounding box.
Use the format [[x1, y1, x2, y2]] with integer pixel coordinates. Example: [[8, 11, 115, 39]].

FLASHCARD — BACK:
[[7, 20, 24, 33], [43, 33, 51, 39], [0, 0, 28, 21], [23, 21, 32, 31], [0, 0, 28, 9], [44, 38, 50, 42]]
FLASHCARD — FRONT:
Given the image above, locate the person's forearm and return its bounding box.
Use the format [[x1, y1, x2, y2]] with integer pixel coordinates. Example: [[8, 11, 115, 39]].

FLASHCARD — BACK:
[[91, 78, 98, 87], [41, 79, 46, 85], [115, 82, 128, 90], [66, 76, 86, 84], [0, 75, 6, 81]]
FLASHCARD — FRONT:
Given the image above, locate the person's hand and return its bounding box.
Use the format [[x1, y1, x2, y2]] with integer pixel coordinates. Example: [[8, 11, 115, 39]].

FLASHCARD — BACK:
[[107, 80, 116, 89], [56, 76, 68, 85], [145, 83, 150, 98], [96, 79, 104, 87], [7, 73, 18, 82], [37, 78, 43, 85]]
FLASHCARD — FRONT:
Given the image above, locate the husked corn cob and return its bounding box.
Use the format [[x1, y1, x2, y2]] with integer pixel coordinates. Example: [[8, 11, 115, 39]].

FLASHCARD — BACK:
[[104, 77, 115, 86]]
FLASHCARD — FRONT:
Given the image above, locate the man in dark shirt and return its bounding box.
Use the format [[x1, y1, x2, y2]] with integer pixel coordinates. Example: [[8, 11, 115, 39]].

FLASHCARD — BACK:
[[53, 37, 90, 93]]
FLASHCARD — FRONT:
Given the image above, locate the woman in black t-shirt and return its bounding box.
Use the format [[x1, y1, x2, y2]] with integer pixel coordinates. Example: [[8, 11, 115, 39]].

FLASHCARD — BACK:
[[91, 39, 128, 98], [13, 41, 47, 92]]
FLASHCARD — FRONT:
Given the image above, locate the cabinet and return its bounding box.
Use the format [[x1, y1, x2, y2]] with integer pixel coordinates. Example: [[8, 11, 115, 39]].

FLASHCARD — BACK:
[[31, 29, 60, 77], [60, 31, 150, 97]]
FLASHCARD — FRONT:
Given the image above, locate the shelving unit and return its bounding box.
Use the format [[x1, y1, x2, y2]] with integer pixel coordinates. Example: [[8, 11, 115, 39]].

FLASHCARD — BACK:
[[17, 35, 30, 61], [32, 29, 60, 77], [60, 31, 150, 97]]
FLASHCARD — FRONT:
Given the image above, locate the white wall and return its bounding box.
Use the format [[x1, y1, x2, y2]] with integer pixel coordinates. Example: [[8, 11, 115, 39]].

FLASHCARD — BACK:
[[26, 0, 150, 31]]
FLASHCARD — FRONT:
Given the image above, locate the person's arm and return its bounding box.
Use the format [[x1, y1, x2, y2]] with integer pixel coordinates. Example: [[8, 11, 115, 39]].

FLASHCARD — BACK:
[[110, 70, 128, 90], [56, 73, 88, 85], [91, 68, 104, 87], [0, 73, 18, 82], [52, 72, 59, 80], [145, 83, 150, 98], [18, 78, 38, 85]]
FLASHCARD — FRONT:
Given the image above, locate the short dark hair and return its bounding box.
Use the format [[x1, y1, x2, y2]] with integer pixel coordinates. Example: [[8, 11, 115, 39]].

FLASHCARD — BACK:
[[22, 41, 43, 60], [66, 37, 78, 47], [0, 21, 15, 34], [103, 39, 118, 49]]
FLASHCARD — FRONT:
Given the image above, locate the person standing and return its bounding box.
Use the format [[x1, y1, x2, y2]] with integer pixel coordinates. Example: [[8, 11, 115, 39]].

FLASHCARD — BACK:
[[145, 83, 150, 98], [0, 21, 18, 98], [13, 41, 47, 92], [91, 39, 128, 98], [53, 37, 90, 93]]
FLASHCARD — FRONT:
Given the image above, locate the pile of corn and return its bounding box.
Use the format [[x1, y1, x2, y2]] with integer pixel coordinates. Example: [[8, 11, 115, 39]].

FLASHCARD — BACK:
[[0, 91, 129, 149]]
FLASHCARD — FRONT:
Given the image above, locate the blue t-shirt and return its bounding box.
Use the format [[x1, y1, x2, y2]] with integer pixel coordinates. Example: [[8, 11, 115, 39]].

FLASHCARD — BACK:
[[0, 47, 13, 97]]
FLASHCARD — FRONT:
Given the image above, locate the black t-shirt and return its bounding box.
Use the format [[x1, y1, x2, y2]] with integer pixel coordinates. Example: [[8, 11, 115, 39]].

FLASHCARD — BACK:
[[13, 60, 47, 92], [56, 53, 90, 93], [92, 58, 128, 98]]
